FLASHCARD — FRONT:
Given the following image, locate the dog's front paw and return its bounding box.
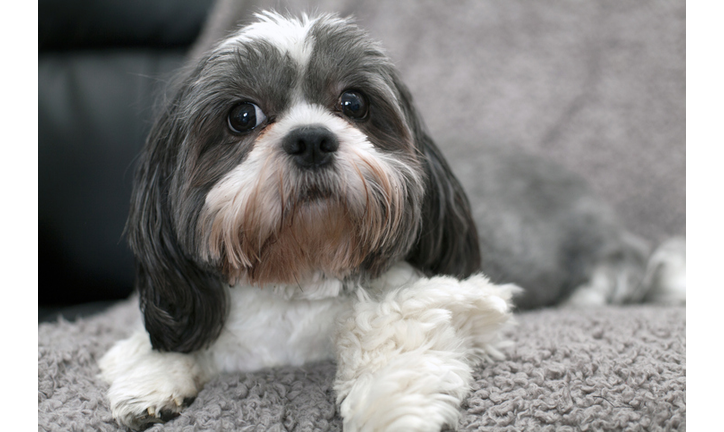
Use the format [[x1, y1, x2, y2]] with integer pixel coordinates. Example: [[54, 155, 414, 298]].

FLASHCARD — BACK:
[[335, 274, 517, 431], [112, 394, 196, 431], [107, 385, 198, 431], [338, 354, 469, 432], [99, 332, 208, 430]]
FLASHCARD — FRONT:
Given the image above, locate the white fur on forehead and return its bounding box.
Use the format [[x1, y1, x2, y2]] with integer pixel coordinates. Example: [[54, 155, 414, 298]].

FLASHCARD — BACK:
[[220, 11, 349, 68]]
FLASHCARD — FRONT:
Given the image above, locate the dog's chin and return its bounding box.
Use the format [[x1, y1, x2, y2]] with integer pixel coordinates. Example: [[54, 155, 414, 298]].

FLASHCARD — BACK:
[[221, 195, 371, 286]]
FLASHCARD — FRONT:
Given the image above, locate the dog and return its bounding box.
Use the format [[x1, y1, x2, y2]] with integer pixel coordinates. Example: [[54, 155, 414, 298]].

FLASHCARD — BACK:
[[99, 10, 685, 431], [99, 11, 519, 431]]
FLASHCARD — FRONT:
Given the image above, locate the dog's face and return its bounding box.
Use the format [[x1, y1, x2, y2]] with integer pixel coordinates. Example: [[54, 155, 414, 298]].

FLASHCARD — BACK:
[[182, 14, 427, 285], [130, 12, 481, 352]]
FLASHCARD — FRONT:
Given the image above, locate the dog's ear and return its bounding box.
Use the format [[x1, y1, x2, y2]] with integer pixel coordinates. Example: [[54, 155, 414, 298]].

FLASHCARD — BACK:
[[393, 75, 482, 278], [127, 87, 229, 353]]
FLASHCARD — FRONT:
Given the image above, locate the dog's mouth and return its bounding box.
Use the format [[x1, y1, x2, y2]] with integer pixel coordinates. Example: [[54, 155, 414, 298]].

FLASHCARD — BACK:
[[222, 196, 366, 286], [299, 184, 333, 203]]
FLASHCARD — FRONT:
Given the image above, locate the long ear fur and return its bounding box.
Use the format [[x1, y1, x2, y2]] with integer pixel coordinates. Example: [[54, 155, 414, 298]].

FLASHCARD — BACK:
[[127, 86, 229, 354], [394, 75, 482, 278]]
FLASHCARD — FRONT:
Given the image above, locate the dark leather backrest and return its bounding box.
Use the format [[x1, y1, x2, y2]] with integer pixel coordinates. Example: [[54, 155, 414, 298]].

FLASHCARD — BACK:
[[39, 0, 213, 305]]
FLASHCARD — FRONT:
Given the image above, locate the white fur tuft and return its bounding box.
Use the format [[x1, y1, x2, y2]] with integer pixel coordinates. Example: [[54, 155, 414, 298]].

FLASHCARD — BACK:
[[334, 273, 518, 431], [220, 11, 317, 68]]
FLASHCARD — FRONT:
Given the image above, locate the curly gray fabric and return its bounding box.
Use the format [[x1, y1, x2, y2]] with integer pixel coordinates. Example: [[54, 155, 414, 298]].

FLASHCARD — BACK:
[[38, 300, 685, 431]]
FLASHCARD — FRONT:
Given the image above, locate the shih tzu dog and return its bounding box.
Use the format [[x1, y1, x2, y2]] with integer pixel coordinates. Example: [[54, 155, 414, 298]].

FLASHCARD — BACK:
[[100, 8, 687, 431], [100, 11, 518, 431]]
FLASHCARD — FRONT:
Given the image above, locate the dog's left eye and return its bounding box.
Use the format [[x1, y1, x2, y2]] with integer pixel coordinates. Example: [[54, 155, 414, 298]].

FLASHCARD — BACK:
[[338, 91, 368, 120], [227, 102, 267, 134]]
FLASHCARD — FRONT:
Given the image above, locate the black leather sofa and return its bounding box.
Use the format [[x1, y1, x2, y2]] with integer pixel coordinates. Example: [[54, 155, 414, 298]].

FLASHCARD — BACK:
[[39, 0, 214, 319]]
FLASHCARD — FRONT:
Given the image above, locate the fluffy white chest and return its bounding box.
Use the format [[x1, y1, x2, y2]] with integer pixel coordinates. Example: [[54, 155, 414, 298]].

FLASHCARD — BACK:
[[204, 263, 421, 373], [205, 279, 353, 373]]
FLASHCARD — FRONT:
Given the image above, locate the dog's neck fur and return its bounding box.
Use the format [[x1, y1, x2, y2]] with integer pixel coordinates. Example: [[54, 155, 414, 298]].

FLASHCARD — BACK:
[[233, 261, 423, 301]]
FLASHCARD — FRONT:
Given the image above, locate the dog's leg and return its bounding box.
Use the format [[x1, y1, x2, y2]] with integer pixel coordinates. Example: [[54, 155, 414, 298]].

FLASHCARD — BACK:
[[335, 275, 517, 432], [640, 237, 686, 305], [563, 234, 686, 307], [99, 330, 213, 430]]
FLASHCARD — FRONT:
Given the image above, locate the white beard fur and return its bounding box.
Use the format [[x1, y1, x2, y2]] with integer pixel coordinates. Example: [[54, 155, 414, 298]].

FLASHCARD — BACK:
[[99, 262, 518, 431]]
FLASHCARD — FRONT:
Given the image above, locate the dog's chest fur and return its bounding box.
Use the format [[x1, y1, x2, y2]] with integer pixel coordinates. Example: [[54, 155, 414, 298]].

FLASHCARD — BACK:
[[206, 263, 421, 373]]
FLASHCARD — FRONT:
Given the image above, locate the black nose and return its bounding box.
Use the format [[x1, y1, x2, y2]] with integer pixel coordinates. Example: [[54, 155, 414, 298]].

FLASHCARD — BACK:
[[282, 126, 339, 169]]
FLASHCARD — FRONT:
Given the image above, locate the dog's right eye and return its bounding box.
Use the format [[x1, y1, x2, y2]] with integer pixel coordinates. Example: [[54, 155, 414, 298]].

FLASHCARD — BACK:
[[227, 102, 267, 134], [338, 91, 368, 120]]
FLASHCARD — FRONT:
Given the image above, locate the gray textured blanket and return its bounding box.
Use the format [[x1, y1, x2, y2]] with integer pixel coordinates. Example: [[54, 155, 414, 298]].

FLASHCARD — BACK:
[[38, 300, 685, 431]]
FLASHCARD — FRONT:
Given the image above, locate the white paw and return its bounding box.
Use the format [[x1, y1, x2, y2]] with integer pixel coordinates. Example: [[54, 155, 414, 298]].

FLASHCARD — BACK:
[[338, 352, 469, 432], [335, 273, 517, 431], [99, 331, 207, 430]]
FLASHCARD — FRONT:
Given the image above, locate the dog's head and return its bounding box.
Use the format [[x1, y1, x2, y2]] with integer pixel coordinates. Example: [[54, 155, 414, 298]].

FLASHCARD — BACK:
[[129, 12, 480, 352]]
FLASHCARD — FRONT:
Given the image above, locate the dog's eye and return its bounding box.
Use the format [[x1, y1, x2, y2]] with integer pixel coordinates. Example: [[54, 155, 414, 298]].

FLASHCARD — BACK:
[[227, 102, 267, 134], [338, 91, 368, 120]]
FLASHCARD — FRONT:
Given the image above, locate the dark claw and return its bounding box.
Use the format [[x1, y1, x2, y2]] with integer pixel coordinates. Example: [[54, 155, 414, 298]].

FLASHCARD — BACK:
[[127, 399, 191, 431], [158, 408, 181, 422], [134, 413, 164, 431]]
